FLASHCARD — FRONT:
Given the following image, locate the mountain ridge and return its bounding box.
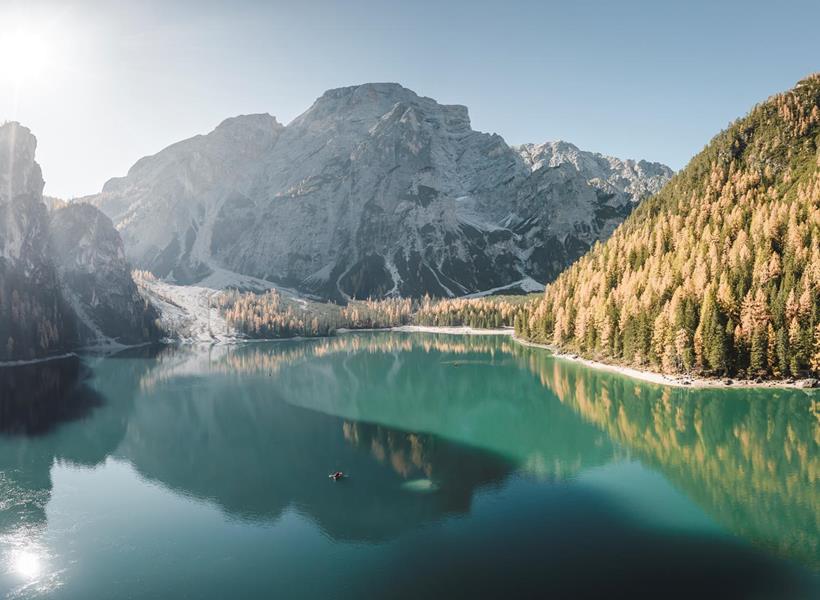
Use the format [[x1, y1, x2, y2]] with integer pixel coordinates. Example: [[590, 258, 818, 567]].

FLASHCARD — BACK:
[[85, 82, 672, 300]]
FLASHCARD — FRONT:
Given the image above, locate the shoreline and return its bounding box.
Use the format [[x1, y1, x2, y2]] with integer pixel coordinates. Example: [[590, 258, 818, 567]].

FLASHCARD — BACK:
[[6, 326, 814, 390], [390, 325, 514, 336], [0, 352, 77, 368], [388, 326, 817, 390]]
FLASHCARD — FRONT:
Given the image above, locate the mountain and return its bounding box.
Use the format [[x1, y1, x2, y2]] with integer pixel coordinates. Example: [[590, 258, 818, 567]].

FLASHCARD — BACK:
[[0, 122, 160, 361], [519, 74, 820, 379], [86, 83, 672, 300], [0, 122, 75, 360], [50, 203, 162, 345], [516, 140, 672, 203], [88, 113, 285, 285]]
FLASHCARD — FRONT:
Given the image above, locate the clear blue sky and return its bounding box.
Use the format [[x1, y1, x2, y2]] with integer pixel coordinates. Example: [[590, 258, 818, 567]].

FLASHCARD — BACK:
[[1, 0, 818, 198]]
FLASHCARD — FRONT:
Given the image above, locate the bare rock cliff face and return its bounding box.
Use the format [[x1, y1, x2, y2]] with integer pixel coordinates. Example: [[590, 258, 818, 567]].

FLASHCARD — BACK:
[[0, 122, 160, 360], [0, 122, 74, 360], [50, 203, 161, 345], [86, 83, 673, 300]]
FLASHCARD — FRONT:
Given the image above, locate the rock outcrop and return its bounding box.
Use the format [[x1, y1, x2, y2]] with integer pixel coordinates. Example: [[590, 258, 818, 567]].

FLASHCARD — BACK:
[[0, 122, 160, 360], [0, 122, 74, 360], [50, 203, 161, 345]]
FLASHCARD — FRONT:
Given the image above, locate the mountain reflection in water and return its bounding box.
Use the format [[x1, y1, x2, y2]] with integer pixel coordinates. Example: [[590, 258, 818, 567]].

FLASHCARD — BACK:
[[0, 357, 103, 436], [0, 333, 817, 598]]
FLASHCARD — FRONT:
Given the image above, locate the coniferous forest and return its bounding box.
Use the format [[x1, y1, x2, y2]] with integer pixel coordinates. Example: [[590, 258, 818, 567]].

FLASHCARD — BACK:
[[518, 75, 820, 379], [214, 291, 528, 338]]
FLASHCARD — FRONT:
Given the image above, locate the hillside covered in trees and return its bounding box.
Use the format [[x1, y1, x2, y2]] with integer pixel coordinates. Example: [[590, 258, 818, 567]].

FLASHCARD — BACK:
[[217, 290, 415, 338], [211, 291, 532, 339], [518, 74, 820, 379]]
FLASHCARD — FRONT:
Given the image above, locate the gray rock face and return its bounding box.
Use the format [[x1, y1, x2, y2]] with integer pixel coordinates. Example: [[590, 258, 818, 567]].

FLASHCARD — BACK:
[[50, 203, 161, 345], [95, 113, 285, 284], [0, 122, 160, 360], [86, 83, 673, 300], [0, 122, 74, 360], [516, 140, 673, 204]]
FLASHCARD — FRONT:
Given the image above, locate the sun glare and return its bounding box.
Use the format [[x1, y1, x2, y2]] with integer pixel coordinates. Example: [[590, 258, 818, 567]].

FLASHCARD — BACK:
[[11, 548, 42, 579], [0, 28, 52, 85]]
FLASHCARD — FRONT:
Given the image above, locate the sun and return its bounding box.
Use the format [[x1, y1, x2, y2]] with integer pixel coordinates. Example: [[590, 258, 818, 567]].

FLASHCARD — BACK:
[[0, 28, 52, 85]]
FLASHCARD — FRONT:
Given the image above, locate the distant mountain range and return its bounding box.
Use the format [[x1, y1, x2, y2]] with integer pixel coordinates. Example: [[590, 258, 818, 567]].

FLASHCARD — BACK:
[[84, 83, 672, 300]]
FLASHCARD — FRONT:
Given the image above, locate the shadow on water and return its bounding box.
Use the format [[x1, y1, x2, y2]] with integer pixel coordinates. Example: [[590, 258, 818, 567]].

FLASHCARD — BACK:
[[0, 354, 147, 536], [0, 341, 521, 545], [353, 483, 815, 600], [0, 357, 104, 436]]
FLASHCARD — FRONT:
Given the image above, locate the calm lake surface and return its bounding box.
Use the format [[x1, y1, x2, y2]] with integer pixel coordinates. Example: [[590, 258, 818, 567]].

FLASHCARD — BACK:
[[0, 332, 817, 598]]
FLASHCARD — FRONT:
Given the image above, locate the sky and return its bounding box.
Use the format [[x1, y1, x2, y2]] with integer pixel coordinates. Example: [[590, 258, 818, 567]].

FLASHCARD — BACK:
[[0, 0, 818, 199]]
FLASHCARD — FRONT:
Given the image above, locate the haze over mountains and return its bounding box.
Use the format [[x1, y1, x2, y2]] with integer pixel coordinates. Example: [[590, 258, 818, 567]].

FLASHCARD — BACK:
[[0, 122, 160, 361], [85, 83, 672, 300], [0, 122, 74, 359]]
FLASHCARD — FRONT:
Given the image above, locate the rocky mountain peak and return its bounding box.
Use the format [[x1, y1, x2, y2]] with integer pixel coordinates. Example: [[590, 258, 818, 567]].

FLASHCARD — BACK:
[[0, 120, 162, 359], [314, 82, 429, 111], [0, 121, 44, 204], [517, 140, 674, 203], [214, 113, 284, 140], [295, 82, 472, 134], [0, 122, 75, 359]]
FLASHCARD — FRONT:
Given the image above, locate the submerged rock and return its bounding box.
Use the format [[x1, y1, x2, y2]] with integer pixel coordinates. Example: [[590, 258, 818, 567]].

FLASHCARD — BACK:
[[400, 478, 439, 493]]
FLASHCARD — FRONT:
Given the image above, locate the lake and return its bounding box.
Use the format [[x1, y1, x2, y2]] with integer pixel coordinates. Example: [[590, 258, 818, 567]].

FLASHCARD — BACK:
[[0, 332, 817, 598]]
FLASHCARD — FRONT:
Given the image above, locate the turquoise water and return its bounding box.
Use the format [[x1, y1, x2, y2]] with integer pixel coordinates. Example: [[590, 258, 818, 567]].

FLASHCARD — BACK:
[[0, 332, 817, 598]]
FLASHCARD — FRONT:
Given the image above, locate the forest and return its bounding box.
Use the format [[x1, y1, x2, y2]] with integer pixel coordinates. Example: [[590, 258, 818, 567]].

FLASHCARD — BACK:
[[215, 291, 532, 339], [217, 290, 414, 338], [518, 74, 820, 378]]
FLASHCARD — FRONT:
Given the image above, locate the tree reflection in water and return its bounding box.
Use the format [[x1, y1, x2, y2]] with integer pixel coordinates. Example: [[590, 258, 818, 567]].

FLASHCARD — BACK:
[[0, 333, 816, 592]]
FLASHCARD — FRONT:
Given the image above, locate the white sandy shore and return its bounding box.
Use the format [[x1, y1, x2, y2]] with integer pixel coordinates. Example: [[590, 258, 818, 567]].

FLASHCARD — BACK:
[[391, 325, 514, 336], [391, 325, 816, 390]]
